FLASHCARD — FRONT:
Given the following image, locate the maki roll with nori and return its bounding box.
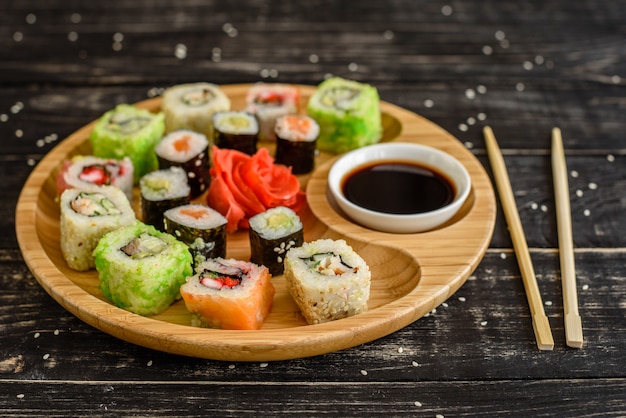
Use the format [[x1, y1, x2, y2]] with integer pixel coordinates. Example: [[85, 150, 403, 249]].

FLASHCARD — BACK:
[[56, 155, 134, 202], [89, 104, 165, 182], [274, 114, 319, 174], [284, 239, 371, 325], [60, 186, 136, 271], [163, 204, 227, 266], [248, 206, 304, 276], [94, 221, 193, 316], [155, 130, 211, 198], [180, 258, 274, 330], [212, 111, 259, 155], [140, 166, 190, 231], [245, 83, 300, 142], [307, 77, 381, 153], [162, 82, 230, 139]]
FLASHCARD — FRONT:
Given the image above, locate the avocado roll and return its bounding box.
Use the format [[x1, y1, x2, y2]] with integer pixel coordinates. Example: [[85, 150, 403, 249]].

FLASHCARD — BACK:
[[212, 111, 259, 155], [56, 155, 134, 202], [163, 204, 227, 266], [155, 130, 211, 198], [245, 83, 300, 142], [274, 114, 319, 174], [180, 257, 274, 330], [140, 166, 190, 231], [248, 206, 304, 276], [60, 186, 136, 271], [284, 239, 371, 325], [94, 221, 193, 316], [89, 104, 165, 182], [161, 82, 231, 139], [307, 77, 381, 154]]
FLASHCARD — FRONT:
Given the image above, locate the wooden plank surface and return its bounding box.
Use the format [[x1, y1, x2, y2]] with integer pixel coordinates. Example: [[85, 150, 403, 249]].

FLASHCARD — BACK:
[[1, 0, 625, 415]]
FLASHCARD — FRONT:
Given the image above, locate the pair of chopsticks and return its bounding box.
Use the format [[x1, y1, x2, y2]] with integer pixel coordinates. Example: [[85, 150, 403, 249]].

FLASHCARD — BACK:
[[483, 126, 583, 350]]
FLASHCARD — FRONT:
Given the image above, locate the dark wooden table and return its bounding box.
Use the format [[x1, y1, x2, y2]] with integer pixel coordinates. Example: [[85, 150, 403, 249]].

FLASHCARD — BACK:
[[2, 1, 625, 416]]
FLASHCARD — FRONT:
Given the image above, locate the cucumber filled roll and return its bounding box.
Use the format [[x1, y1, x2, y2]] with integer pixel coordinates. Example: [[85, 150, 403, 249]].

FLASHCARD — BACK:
[[274, 114, 319, 174], [140, 166, 190, 231], [249, 206, 304, 276], [162, 82, 230, 139], [60, 186, 136, 271], [94, 221, 193, 316], [180, 258, 274, 330], [163, 204, 227, 266], [212, 111, 259, 155], [56, 155, 134, 202], [307, 77, 381, 154], [89, 104, 165, 182], [284, 239, 371, 325], [245, 83, 300, 142], [155, 130, 211, 198]]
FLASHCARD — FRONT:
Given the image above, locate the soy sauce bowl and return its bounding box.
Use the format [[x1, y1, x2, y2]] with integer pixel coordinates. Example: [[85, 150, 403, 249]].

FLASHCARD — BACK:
[[327, 142, 471, 233]]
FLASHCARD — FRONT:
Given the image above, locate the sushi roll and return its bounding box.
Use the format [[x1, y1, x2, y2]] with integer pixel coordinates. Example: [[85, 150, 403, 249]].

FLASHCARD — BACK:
[[245, 83, 300, 142], [155, 130, 211, 198], [89, 104, 165, 182], [284, 239, 371, 325], [306, 77, 381, 154], [94, 221, 193, 316], [56, 155, 134, 202], [140, 166, 190, 231], [248, 206, 304, 276], [60, 186, 136, 271], [212, 111, 259, 155], [163, 204, 228, 266], [180, 258, 275, 330], [161, 82, 231, 139], [274, 114, 320, 174]]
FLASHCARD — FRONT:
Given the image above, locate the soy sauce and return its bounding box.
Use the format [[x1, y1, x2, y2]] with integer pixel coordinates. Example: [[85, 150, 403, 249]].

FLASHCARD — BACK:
[[342, 161, 455, 214]]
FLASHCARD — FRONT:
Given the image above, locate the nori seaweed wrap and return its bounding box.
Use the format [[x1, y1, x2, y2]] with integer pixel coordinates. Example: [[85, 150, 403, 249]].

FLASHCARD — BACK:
[[140, 166, 190, 231]]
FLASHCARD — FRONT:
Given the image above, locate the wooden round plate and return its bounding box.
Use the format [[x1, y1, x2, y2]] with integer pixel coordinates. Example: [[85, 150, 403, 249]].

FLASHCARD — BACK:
[[16, 84, 496, 361]]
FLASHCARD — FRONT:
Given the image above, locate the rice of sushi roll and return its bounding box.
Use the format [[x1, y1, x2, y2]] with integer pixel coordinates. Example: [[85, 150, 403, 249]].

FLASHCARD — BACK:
[[283, 239, 371, 325], [212, 111, 259, 155], [155, 130, 211, 198], [94, 221, 193, 316], [161, 82, 231, 139], [248, 206, 304, 276], [180, 257, 275, 330], [306, 77, 381, 154], [89, 104, 165, 182], [140, 166, 190, 231], [245, 83, 300, 142], [56, 155, 134, 202], [60, 186, 136, 271], [274, 114, 319, 174], [163, 204, 227, 266]]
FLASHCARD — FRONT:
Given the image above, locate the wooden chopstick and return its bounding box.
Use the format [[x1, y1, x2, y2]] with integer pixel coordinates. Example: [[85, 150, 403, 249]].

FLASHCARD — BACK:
[[483, 126, 554, 351], [551, 127, 584, 348]]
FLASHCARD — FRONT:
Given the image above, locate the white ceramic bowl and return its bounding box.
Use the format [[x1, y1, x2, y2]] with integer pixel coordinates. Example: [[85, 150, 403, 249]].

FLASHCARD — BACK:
[[327, 142, 471, 233]]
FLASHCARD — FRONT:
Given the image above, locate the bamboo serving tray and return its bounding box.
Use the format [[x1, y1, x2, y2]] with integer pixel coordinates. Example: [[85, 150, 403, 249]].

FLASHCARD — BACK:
[[15, 84, 496, 361]]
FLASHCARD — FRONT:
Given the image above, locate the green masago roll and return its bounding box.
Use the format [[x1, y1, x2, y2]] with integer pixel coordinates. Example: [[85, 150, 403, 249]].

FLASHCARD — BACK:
[[93, 221, 193, 316], [90, 104, 165, 182], [307, 77, 381, 154]]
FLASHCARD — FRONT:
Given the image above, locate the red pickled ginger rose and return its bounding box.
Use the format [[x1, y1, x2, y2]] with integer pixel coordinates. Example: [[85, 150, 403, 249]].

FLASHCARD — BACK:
[[207, 146, 305, 232]]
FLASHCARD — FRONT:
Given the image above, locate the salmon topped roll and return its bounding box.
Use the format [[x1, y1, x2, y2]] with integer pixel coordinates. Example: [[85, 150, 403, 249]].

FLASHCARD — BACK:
[[180, 258, 274, 330]]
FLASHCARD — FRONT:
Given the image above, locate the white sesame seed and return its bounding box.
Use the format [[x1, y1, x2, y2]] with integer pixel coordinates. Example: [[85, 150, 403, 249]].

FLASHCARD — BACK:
[[576, 189, 583, 197], [414, 401, 422, 407], [482, 45, 493, 56], [113, 32, 124, 43], [588, 182, 598, 190], [611, 75, 622, 84], [26, 13, 37, 24], [147, 360, 153, 366], [227, 28, 238, 38], [545, 300, 552, 306], [535, 55, 545, 65], [458, 123, 468, 132], [607, 154, 615, 162], [582, 284, 589, 290], [27, 158, 36, 166], [423, 99, 434, 108], [112, 42, 123, 51], [308, 53, 319, 63], [495, 30, 506, 41], [480, 321, 488, 326], [465, 88, 476, 100], [431, 308, 437, 314], [466, 117, 476, 125], [348, 62, 359, 72], [477, 112, 487, 121], [17, 394, 25, 399], [583, 209, 591, 217], [68, 31, 78, 42], [515, 82, 525, 92], [360, 369, 368, 376], [500, 39, 510, 48], [398, 347, 404, 353], [436, 414, 445, 418], [228, 364, 236, 369], [464, 141, 474, 149], [458, 296, 466, 302], [540, 204, 548, 212], [476, 85, 487, 94], [531, 202, 538, 210], [269, 69, 279, 78], [570, 170, 579, 178], [412, 361, 419, 367], [70, 13, 82, 23], [54, 329, 60, 335], [15, 129, 23, 138], [260, 68, 270, 78], [174, 43, 187, 59], [260, 362, 269, 368], [13, 32, 24, 42], [441, 5, 453, 16], [43, 353, 50, 360], [383, 30, 394, 40], [34, 332, 40, 338], [523, 61, 534, 71], [0, 114, 8, 122], [500, 252, 506, 259]]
